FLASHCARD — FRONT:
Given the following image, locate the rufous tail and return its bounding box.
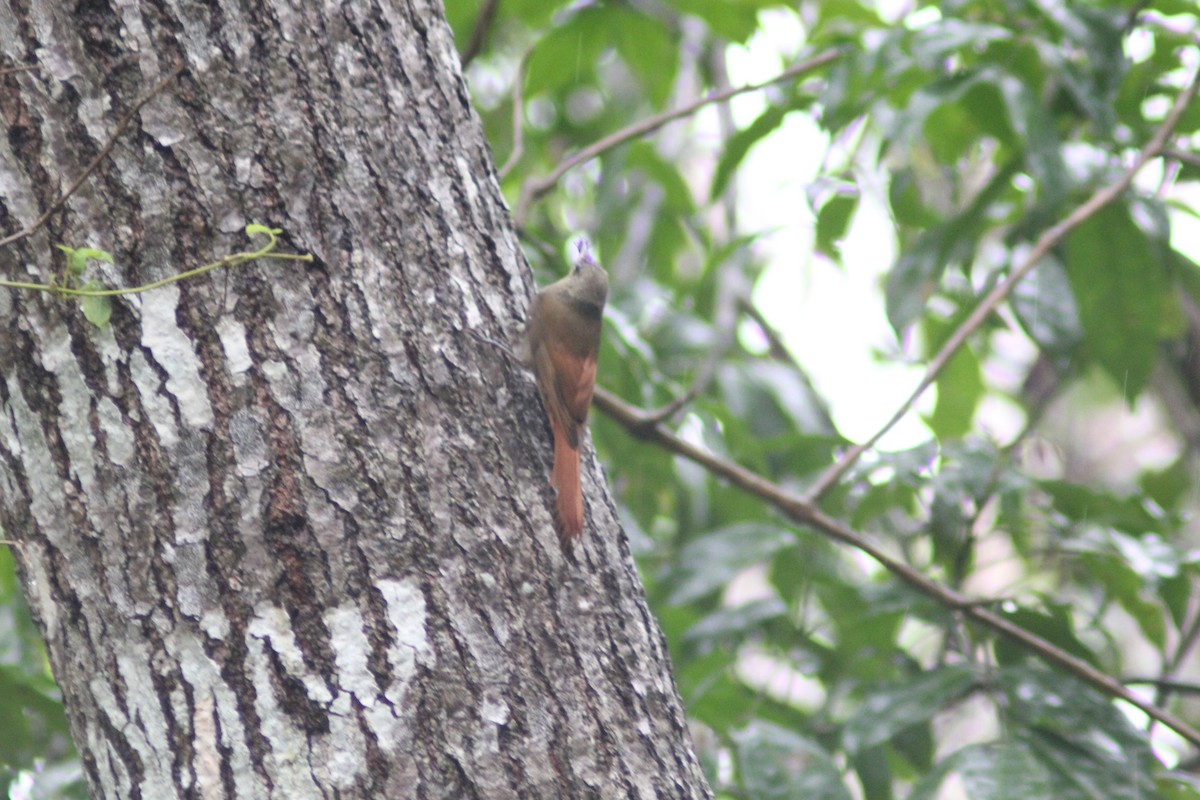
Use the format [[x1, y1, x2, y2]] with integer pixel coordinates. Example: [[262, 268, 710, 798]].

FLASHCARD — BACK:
[[550, 423, 584, 547]]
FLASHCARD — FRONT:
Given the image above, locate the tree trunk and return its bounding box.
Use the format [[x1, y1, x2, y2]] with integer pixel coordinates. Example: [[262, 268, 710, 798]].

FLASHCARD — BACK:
[[0, 2, 712, 798]]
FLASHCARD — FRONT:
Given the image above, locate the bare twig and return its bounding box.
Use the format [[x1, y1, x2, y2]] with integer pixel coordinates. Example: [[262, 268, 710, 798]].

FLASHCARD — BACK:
[[0, 61, 186, 250], [739, 297, 794, 362], [514, 48, 843, 224], [1163, 146, 1200, 169], [802, 65, 1200, 504], [459, 0, 499, 69], [635, 328, 734, 431], [1150, 600, 1200, 718], [496, 49, 529, 181], [0, 63, 38, 78], [631, 269, 744, 429], [591, 384, 1200, 748], [1128, 676, 1200, 695]]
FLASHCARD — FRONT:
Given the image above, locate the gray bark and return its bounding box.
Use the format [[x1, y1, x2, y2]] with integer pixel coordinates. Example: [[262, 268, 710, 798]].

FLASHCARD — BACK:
[[0, 1, 712, 798]]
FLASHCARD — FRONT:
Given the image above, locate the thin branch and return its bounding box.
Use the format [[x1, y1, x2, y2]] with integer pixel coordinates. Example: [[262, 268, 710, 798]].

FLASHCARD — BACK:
[[496, 49, 529, 181], [635, 325, 734, 431], [0, 61, 185, 250], [458, 0, 499, 69], [591, 385, 1200, 748], [1127, 676, 1200, 695], [0, 63, 38, 78], [740, 298, 795, 363], [1151, 598, 1200, 714], [633, 269, 748, 429], [1163, 146, 1200, 168], [514, 48, 843, 224], [802, 64, 1200, 504]]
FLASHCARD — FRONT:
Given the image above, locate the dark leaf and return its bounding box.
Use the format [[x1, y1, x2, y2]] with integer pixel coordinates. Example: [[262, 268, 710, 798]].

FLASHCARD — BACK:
[[669, 524, 796, 605], [1010, 255, 1084, 356], [1063, 203, 1174, 401], [907, 741, 1057, 800], [815, 191, 858, 261], [734, 720, 853, 800], [711, 104, 789, 201], [842, 665, 977, 754], [993, 604, 1099, 669]]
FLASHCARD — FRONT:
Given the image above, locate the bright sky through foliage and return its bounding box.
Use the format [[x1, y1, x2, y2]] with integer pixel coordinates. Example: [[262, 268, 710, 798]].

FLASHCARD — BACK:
[[728, 10, 940, 450]]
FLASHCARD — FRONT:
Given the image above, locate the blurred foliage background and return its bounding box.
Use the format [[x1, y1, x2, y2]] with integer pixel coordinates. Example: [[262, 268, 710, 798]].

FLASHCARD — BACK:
[[5, 1, 1200, 798]]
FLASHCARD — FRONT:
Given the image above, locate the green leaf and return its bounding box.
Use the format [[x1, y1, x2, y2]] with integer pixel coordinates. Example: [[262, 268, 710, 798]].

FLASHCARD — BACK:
[[922, 71, 1018, 161], [1072, 529, 1178, 648], [1038, 480, 1163, 535], [850, 747, 893, 800], [75, 247, 114, 264], [888, 169, 940, 228], [57, 244, 112, 277], [668, 523, 795, 605], [68, 249, 88, 277], [927, 345, 983, 440], [909, 19, 1011, 66], [811, 0, 885, 43], [1077, 545, 1167, 649], [734, 720, 853, 800], [711, 104, 788, 200], [1063, 203, 1173, 401], [506, 0, 572, 30], [682, 598, 788, 645], [244, 223, 280, 237], [885, 233, 944, 334], [524, 6, 677, 104], [81, 281, 113, 328], [1001, 666, 1157, 800], [1160, 572, 1192, 632], [1108, 530, 1181, 583], [671, 0, 788, 43], [612, 9, 677, 107], [625, 141, 695, 214], [908, 741, 1057, 800], [1009, 255, 1083, 356], [1157, 772, 1200, 800], [993, 604, 1099, 668], [815, 191, 858, 261], [998, 77, 1067, 205], [0, 669, 32, 764], [842, 666, 977, 754], [716, 360, 834, 441], [678, 649, 756, 730], [523, 8, 608, 97]]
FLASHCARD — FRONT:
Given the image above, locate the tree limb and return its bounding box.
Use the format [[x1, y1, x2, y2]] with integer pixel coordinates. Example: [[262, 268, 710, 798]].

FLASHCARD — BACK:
[[592, 384, 1200, 748]]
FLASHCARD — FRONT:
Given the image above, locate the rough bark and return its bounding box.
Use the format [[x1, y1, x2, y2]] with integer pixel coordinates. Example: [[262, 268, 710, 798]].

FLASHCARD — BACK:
[[0, 2, 712, 798]]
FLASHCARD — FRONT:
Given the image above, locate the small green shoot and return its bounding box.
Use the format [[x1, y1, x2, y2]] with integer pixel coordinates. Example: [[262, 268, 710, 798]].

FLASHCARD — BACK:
[[6, 225, 311, 328]]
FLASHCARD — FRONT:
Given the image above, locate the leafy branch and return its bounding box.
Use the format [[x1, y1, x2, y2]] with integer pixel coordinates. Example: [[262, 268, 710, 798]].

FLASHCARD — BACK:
[[593, 381, 1200, 748], [802, 63, 1200, 504], [591, 62, 1200, 748]]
